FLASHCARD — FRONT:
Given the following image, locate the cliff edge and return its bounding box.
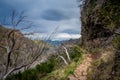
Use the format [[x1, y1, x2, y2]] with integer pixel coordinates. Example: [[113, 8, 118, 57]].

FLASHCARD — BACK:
[[81, 0, 120, 80]]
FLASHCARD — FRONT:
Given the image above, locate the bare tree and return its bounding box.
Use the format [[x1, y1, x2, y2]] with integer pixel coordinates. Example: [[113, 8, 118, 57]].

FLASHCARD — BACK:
[[56, 45, 71, 66], [58, 55, 68, 65], [63, 46, 71, 62], [0, 10, 46, 80]]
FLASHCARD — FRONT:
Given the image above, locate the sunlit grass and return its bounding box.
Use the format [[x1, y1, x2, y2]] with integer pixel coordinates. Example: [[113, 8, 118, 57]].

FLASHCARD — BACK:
[[41, 54, 85, 80]]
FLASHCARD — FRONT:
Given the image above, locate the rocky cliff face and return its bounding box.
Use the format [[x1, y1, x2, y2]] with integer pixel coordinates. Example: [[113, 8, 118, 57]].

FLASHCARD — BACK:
[[81, 0, 120, 79], [81, 0, 120, 49]]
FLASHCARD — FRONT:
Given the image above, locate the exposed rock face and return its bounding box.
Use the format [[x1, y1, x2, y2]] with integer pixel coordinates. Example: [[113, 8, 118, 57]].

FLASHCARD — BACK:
[[81, 0, 120, 50], [81, 0, 120, 79]]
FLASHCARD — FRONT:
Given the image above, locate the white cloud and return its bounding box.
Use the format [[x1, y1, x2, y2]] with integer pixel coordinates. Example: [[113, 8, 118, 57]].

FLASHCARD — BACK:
[[25, 33, 49, 40], [53, 33, 81, 41], [26, 32, 81, 41]]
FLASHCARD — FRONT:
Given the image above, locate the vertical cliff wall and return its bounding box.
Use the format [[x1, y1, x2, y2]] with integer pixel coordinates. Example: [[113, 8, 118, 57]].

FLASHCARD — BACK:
[[81, 0, 120, 50], [81, 0, 120, 79]]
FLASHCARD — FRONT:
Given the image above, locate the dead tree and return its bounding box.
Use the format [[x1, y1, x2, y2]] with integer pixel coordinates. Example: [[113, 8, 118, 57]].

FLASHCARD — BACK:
[[56, 45, 71, 66], [59, 55, 68, 65], [0, 10, 46, 80], [63, 46, 71, 62]]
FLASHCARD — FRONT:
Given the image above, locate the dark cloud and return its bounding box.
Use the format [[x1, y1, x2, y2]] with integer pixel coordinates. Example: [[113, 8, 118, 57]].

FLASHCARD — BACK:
[[62, 29, 80, 34], [0, 0, 81, 40], [41, 9, 70, 21]]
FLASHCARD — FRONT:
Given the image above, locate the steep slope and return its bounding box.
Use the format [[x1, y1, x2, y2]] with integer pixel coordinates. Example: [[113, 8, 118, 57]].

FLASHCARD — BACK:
[[81, 0, 120, 50], [0, 26, 50, 79], [80, 0, 120, 80]]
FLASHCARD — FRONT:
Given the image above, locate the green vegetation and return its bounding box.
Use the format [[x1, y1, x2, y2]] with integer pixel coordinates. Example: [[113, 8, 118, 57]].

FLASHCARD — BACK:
[[6, 58, 56, 80], [70, 46, 83, 62], [36, 58, 56, 73], [41, 54, 85, 80], [113, 35, 120, 49], [6, 46, 84, 80], [87, 50, 115, 80], [6, 69, 38, 80], [40, 46, 85, 80], [98, 0, 120, 30], [89, 0, 97, 8]]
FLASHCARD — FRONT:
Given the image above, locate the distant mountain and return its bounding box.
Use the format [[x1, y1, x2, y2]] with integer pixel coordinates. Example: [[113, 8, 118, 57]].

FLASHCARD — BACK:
[[45, 38, 80, 46], [62, 39, 80, 45], [45, 40, 62, 46]]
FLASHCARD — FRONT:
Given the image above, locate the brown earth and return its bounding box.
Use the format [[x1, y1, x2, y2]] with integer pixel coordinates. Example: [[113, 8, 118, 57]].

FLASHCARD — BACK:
[[68, 54, 93, 80]]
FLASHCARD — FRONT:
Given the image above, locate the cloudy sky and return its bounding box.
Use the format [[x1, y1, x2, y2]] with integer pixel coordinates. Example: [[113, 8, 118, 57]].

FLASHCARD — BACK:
[[0, 0, 81, 41]]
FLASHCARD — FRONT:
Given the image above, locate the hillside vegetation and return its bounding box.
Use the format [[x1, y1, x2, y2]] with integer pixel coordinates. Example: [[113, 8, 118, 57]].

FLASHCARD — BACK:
[[0, 25, 52, 79], [81, 0, 120, 80]]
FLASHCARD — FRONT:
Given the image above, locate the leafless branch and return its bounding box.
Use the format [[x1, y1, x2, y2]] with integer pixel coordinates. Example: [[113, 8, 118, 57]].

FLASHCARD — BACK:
[[63, 46, 71, 62], [59, 55, 68, 65]]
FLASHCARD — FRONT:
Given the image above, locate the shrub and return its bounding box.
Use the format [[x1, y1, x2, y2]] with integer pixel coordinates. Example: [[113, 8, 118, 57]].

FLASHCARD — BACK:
[[36, 58, 56, 73], [6, 69, 38, 80], [113, 35, 120, 49], [21, 69, 38, 80], [70, 46, 82, 62], [6, 57, 56, 80]]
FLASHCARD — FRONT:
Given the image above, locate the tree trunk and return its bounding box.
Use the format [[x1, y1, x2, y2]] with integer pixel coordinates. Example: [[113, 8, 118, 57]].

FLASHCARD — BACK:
[[59, 55, 68, 65], [63, 46, 71, 62]]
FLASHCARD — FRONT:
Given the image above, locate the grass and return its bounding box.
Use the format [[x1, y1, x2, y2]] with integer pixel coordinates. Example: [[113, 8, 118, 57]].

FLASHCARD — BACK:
[[6, 46, 85, 80], [87, 50, 115, 80], [41, 54, 85, 80]]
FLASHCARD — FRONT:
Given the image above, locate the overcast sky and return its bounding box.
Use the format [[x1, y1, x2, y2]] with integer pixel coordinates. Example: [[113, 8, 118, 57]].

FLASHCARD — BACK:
[[0, 0, 81, 41]]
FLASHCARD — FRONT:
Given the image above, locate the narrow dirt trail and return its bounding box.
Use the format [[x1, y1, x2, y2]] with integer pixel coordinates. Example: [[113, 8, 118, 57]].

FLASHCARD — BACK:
[[68, 54, 93, 80]]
